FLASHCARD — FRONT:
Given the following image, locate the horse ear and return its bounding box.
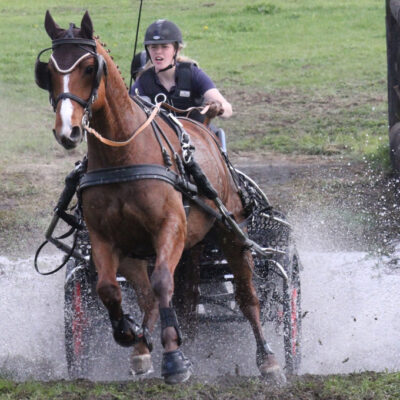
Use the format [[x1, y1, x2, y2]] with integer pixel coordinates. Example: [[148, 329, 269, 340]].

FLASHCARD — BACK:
[[80, 11, 93, 39], [44, 10, 63, 39]]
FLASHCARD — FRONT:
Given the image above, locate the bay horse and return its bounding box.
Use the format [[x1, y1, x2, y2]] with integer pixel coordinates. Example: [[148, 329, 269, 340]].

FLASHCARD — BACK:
[[35, 10, 286, 384]]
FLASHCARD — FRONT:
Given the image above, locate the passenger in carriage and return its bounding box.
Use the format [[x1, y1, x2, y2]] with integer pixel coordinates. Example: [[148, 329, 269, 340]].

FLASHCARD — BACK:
[[130, 19, 232, 152]]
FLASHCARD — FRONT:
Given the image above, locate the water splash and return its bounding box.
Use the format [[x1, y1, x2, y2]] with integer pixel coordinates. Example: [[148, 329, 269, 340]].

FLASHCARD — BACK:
[[299, 249, 400, 374], [0, 256, 66, 380], [1, 235, 400, 380]]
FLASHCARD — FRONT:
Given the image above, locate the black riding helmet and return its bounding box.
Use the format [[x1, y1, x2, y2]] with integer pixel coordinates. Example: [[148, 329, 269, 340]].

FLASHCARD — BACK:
[[144, 20, 183, 72], [144, 19, 182, 46]]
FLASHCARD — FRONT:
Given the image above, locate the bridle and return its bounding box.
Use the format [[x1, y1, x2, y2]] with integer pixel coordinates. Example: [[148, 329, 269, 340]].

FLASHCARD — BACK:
[[35, 36, 108, 119], [35, 35, 210, 148], [35, 34, 166, 148]]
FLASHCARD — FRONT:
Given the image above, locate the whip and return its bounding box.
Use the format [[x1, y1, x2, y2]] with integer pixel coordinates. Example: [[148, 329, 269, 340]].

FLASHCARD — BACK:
[[129, 0, 144, 91]]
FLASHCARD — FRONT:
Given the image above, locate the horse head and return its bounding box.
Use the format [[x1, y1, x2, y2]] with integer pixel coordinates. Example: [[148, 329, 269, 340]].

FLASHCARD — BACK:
[[36, 11, 108, 149]]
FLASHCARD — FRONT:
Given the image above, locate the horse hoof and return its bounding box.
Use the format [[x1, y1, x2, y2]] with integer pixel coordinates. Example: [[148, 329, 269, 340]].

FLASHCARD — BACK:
[[112, 314, 141, 347], [259, 355, 287, 385], [161, 349, 192, 385], [260, 365, 287, 385], [131, 354, 154, 376]]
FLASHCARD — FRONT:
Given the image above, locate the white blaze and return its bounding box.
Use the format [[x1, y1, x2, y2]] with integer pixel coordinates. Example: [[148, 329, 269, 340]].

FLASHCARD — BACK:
[[60, 74, 73, 136]]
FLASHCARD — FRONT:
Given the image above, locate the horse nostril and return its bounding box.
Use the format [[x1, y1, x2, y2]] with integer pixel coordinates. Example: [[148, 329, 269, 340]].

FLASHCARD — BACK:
[[70, 126, 82, 142]]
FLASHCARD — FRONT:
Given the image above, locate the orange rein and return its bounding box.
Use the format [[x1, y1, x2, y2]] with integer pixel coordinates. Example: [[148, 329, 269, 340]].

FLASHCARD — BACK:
[[83, 102, 211, 147], [82, 102, 161, 147]]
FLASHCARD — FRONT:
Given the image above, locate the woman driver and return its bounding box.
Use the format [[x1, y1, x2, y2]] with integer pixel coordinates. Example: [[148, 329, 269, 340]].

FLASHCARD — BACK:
[[130, 19, 232, 150]]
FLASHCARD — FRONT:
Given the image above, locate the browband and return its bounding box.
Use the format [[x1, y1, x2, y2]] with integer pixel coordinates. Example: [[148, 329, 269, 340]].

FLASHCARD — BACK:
[[50, 52, 92, 74], [52, 38, 96, 48]]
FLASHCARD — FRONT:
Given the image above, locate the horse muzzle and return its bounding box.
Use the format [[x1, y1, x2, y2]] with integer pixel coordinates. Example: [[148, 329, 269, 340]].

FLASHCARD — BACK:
[[53, 125, 83, 149]]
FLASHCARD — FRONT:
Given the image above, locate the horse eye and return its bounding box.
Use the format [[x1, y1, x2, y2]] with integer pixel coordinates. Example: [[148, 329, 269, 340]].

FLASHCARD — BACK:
[[85, 66, 95, 75]]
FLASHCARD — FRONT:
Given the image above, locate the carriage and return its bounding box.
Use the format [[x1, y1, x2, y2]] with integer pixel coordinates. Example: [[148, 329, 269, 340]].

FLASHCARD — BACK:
[[34, 11, 302, 384]]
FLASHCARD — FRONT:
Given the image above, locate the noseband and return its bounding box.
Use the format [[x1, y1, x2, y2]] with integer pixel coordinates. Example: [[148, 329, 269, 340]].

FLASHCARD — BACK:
[[35, 36, 108, 117]]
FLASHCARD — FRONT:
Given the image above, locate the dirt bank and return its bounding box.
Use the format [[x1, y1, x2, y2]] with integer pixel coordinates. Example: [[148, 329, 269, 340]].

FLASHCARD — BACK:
[[4, 150, 399, 256]]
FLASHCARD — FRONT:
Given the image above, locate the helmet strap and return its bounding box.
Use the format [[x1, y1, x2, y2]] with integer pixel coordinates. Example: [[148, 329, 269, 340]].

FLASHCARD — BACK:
[[157, 63, 174, 73]]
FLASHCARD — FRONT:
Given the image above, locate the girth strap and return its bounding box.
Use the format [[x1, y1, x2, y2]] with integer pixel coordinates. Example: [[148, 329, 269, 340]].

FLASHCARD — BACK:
[[78, 163, 197, 195]]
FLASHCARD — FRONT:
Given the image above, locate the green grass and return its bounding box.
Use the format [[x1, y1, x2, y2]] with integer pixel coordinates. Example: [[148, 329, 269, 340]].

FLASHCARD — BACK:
[[0, 372, 399, 399], [0, 0, 387, 88]]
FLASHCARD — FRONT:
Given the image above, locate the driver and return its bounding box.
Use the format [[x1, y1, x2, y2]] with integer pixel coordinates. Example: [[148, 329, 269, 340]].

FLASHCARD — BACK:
[[130, 19, 232, 151]]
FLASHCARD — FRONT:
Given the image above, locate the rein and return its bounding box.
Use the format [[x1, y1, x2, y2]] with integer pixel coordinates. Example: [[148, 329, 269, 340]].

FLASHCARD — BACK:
[[160, 102, 211, 125], [82, 101, 210, 148], [159, 102, 210, 116], [83, 102, 161, 147]]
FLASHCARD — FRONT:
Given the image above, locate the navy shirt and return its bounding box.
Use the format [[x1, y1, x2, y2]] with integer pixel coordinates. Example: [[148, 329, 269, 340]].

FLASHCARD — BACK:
[[130, 63, 216, 98]]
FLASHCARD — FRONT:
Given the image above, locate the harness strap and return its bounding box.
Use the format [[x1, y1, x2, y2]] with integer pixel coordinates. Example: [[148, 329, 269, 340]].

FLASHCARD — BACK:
[[78, 164, 197, 195], [52, 38, 96, 48], [132, 95, 210, 125], [151, 120, 173, 167], [54, 92, 89, 109]]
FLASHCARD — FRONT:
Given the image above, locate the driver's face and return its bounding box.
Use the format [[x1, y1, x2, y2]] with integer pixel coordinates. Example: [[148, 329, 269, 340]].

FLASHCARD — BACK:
[[147, 43, 175, 72]]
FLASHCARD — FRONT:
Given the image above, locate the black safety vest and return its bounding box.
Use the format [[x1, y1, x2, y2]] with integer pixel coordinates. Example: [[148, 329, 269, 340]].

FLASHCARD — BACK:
[[139, 63, 205, 123]]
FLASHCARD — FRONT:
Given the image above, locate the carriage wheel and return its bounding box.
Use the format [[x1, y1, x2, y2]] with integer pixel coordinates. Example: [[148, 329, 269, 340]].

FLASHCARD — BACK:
[[235, 168, 302, 374], [64, 258, 98, 379], [282, 248, 302, 375]]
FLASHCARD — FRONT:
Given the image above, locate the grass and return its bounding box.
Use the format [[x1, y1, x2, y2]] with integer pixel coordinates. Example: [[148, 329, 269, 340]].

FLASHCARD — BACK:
[[0, 372, 399, 399], [0, 0, 388, 159]]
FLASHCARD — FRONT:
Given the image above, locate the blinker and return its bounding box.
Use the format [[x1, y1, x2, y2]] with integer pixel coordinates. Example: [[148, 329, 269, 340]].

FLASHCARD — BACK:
[[34, 37, 108, 114]]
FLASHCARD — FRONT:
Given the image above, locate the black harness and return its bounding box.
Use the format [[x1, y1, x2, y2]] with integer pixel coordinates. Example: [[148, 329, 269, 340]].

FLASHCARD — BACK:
[[139, 63, 205, 123], [79, 164, 197, 195], [77, 103, 227, 223]]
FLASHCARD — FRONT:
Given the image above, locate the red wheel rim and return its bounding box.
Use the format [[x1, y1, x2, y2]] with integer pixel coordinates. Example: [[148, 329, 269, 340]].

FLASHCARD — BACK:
[[291, 287, 298, 356], [72, 282, 84, 357]]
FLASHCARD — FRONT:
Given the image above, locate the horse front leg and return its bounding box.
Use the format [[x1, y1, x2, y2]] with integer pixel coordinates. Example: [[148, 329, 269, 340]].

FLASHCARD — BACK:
[[220, 231, 287, 384], [150, 214, 193, 384], [90, 235, 140, 348]]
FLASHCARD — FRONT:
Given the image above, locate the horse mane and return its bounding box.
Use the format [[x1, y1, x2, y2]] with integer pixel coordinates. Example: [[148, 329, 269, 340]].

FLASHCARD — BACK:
[[94, 34, 128, 91]]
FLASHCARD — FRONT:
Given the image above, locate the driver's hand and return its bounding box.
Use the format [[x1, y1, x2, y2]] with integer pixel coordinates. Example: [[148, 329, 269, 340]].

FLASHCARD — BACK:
[[204, 101, 224, 119]]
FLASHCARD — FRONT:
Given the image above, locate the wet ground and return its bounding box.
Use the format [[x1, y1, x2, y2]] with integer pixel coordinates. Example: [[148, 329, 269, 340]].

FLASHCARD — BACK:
[[1, 154, 400, 381]]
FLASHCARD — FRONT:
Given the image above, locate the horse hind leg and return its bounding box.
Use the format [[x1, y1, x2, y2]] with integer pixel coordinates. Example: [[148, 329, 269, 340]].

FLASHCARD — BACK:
[[173, 246, 202, 340], [219, 231, 286, 384]]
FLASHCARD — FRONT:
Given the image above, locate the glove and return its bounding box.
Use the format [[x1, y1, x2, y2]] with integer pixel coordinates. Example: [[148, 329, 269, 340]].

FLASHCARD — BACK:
[[204, 101, 224, 119]]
